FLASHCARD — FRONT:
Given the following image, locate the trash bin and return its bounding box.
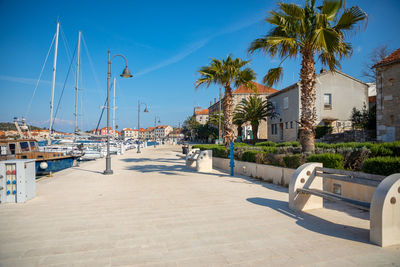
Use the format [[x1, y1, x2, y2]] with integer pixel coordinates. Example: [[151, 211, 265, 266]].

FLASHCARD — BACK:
[[182, 145, 189, 154]]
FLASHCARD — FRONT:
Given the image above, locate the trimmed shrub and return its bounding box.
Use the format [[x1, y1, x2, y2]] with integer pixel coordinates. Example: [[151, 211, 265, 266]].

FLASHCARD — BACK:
[[242, 150, 263, 163], [370, 144, 393, 157], [306, 153, 344, 169], [262, 146, 278, 154], [234, 142, 249, 147], [277, 141, 300, 147], [264, 153, 286, 167], [361, 157, 400, 176], [255, 141, 276, 147], [315, 125, 332, 139], [382, 141, 400, 157], [283, 154, 303, 169], [191, 144, 229, 158]]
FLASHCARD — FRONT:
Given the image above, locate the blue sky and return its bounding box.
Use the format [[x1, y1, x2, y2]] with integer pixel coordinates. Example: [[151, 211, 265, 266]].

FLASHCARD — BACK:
[[0, 0, 399, 132]]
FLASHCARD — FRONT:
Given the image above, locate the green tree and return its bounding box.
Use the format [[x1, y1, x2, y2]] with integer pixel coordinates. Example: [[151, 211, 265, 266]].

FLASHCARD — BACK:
[[248, 0, 367, 152], [182, 116, 200, 140], [233, 112, 246, 141], [234, 95, 276, 143], [350, 104, 376, 132], [195, 56, 256, 145]]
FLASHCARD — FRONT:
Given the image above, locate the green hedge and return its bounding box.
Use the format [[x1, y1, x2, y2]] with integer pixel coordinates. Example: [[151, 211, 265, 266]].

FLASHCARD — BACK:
[[315, 125, 332, 139], [276, 141, 300, 147], [241, 150, 263, 163], [234, 142, 249, 147], [306, 153, 344, 169], [191, 144, 229, 158], [283, 154, 303, 169], [361, 157, 400, 176], [255, 141, 276, 147], [262, 146, 278, 154]]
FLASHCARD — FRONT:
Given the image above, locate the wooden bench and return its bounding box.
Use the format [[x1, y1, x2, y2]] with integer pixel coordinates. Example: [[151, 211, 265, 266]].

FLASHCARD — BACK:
[[185, 149, 213, 172], [289, 163, 400, 247]]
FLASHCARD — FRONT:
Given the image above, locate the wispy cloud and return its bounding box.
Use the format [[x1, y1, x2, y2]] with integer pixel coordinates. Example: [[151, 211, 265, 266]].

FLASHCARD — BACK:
[[31, 118, 74, 127], [0, 75, 69, 88], [135, 14, 265, 77], [135, 39, 210, 77], [0, 75, 52, 86]]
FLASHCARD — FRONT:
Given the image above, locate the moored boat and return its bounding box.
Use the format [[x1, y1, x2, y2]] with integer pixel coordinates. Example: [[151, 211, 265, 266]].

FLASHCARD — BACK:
[[0, 139, 79, 176]]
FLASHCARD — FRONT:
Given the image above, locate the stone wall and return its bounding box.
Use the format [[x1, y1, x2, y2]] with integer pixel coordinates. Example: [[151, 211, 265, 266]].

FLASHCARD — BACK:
[[376, 63, 400, 141]]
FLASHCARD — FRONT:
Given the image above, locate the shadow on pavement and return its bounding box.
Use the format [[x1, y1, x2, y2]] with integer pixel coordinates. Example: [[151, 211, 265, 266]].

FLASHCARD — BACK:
[[71, 167, 103, 174], [247, 197, 370, 244]]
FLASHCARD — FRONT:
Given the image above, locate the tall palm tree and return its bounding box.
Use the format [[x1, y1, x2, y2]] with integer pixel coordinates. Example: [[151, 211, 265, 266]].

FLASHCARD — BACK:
[[234, 95, 276, 143], [248, 0, 367, 152], [233, 112, 246, 141], [195, 56, 256, 145], [208, 112, 224, 129]]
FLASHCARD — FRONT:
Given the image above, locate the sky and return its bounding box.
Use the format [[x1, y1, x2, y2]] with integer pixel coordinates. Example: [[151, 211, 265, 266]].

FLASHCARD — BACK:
[[0, 0, 399, 132]]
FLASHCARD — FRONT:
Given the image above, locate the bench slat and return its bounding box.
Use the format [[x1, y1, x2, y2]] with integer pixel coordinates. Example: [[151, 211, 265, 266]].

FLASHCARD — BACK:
[[315, 167, 385, 182], [316, 171, 380, 187], [297, 188, 371, 211]]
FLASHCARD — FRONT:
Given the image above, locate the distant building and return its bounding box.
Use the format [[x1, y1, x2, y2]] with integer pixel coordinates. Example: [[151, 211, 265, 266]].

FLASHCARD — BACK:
[[208, 81, 278, 140], [267, 70, 368, 142], [373, 48, 400, 141], [194, 107, 209, 125], [122, 128, 138, 140], [154, 125, 173, 139]]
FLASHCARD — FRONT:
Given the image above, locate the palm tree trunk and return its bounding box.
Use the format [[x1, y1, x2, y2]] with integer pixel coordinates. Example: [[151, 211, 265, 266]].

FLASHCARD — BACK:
[[251, 121, 259, 144], [223, 85, 234, 146], [299, 47, 316, 153]]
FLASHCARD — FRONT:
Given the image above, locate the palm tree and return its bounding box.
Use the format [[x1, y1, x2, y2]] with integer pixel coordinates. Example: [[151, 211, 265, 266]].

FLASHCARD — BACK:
[[195, 56, 256, 145], [248, 0, 367, 152], [208, 112, 224, 129], [233, 113, 246, 141], [234, 95, 276, 143]]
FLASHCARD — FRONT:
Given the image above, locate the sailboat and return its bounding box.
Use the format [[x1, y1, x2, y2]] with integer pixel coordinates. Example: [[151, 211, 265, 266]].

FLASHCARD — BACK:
[[1, 22, 82, 176]]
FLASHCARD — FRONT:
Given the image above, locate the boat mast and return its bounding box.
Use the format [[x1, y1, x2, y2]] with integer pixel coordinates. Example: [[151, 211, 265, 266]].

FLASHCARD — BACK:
[[112, 77, 116, 139], [74, 31, 81, 136], [48, 21, 60, 144]]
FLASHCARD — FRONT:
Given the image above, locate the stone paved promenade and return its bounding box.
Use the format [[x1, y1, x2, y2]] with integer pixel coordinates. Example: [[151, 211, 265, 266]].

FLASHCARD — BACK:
[[0, 145, 399, 266]]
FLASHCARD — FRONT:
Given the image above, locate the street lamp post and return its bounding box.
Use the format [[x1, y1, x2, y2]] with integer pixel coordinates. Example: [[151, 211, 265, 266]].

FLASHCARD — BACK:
[[137, 101, 148, 153], [104, 50, 133, 175], [154, 116, 161, 148]]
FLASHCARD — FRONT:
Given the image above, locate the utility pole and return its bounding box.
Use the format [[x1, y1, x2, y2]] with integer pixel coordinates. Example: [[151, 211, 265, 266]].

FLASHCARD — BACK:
[[112, 77, 116, 139]]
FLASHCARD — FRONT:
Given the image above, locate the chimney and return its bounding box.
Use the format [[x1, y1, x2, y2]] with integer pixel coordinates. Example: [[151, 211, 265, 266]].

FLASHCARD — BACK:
[[214, 98, 217, 104], [210, 101, 212, 106]]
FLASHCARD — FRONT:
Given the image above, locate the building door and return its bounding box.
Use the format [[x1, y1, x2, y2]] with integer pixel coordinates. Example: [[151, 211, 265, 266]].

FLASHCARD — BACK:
[[279, 123, 284, 141]]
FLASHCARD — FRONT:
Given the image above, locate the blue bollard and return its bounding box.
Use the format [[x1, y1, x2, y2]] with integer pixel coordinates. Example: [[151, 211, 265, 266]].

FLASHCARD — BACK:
[[229, 141, 235, 176]]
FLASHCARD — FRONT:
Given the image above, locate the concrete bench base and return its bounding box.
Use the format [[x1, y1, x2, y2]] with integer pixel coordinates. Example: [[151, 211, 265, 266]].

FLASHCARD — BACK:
[[289, 163, 400, 247]]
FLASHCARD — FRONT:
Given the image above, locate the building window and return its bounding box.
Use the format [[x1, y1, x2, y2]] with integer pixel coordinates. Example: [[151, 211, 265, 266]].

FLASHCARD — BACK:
[[271, 124, 278, 135], [283, 97, 288, 109], [285, 122, 288, 129], [324, 93, 332, 109], [290, 121, 293, 128]]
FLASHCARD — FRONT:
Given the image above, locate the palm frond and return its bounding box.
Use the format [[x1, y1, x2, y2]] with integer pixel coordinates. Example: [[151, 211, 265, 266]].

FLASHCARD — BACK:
[[320, 0, 343, 21], [279, 3, 305, 19], [263, 67, 283, 87], [335, 6, 368, 31]]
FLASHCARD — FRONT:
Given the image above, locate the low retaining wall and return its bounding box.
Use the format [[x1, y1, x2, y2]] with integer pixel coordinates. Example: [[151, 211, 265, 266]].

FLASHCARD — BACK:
[[212, 157, 295, 187], [212, 157, 376, 202]]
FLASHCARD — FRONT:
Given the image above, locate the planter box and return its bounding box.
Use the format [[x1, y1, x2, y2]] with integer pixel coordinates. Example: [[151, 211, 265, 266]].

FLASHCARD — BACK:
[[212, 157, 295, 187]]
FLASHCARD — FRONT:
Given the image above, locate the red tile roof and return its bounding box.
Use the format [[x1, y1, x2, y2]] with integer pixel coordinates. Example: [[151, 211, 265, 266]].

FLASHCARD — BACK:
[[373, 48, 400, 68], [233, 81, 278, 94], [194, 108, 209, 115]]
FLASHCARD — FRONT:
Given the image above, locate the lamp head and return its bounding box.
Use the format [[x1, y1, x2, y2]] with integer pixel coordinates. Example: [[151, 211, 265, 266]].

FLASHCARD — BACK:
[[144, 106, 149, 113], [158, 119, 161, 123], [120, 66, 133, 78]]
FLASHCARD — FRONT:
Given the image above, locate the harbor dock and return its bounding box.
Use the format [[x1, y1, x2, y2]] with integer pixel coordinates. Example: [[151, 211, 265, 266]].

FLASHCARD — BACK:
[[0, 145, 399, 266]]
